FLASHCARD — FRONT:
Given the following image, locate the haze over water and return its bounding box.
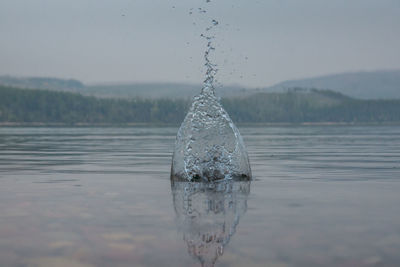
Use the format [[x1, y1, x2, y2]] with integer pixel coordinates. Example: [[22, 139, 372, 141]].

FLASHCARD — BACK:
[[1, 126, 400, 266]]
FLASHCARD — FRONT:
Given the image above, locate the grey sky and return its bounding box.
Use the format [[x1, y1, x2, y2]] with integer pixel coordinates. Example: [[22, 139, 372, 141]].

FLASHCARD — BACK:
[[0, 0, 399, 87]]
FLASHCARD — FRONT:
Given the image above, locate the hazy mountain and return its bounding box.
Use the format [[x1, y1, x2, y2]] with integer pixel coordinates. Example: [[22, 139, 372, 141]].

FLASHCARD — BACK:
[[87, 71, 400, 99], [0, 76, 84, 92], [264, 70, 400, 99], [0, 76, 249, 99], [1, 70, 399, 99]]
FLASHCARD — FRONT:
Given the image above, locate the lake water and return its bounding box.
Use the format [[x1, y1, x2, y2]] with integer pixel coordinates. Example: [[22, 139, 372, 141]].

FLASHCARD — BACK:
[[0, 126, 399, 267]]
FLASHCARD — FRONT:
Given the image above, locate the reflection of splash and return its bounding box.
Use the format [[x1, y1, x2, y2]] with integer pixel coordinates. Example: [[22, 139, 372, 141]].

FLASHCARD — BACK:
[[171, 180, 250, 267]]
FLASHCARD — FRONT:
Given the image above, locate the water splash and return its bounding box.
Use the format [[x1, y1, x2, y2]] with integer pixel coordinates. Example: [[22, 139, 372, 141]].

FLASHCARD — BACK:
[[171, 0, 251, 182], [200, 1, 218, 95]]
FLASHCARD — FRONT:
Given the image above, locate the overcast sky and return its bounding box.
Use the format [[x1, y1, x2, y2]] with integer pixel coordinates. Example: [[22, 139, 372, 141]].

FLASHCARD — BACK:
[[0, 0, 399, 87]]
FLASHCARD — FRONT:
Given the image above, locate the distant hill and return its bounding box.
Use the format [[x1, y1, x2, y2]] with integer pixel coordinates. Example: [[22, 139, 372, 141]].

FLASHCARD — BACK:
[[1, 85, 400, 125], [0, 76, 84, 92], [1, 70, 399, 99], [0, 76, 249, 99], [264, 70, 400, 99]]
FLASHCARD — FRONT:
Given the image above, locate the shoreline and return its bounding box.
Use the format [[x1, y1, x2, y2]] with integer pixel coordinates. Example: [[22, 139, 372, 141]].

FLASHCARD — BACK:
[[1, 122, 400, 127]]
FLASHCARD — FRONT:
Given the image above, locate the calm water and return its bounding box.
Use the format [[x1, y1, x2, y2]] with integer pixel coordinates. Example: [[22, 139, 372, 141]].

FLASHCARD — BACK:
[[0, 126, 399, 267]]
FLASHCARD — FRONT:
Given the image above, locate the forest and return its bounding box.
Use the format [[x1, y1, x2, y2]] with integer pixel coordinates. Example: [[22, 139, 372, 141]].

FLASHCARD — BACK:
[[1, 85, 399, 125]]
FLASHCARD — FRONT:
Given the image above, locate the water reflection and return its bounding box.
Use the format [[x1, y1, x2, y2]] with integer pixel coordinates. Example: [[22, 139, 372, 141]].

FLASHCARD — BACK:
[[171, 180, 251, 267]]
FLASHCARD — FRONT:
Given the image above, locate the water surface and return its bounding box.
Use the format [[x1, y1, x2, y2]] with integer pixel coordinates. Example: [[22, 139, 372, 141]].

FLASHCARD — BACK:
[[0, 126, 399, 266]]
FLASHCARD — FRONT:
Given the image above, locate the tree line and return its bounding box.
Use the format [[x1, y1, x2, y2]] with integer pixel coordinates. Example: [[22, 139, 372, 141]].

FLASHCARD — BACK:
[[1, 85, 399, 124]]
